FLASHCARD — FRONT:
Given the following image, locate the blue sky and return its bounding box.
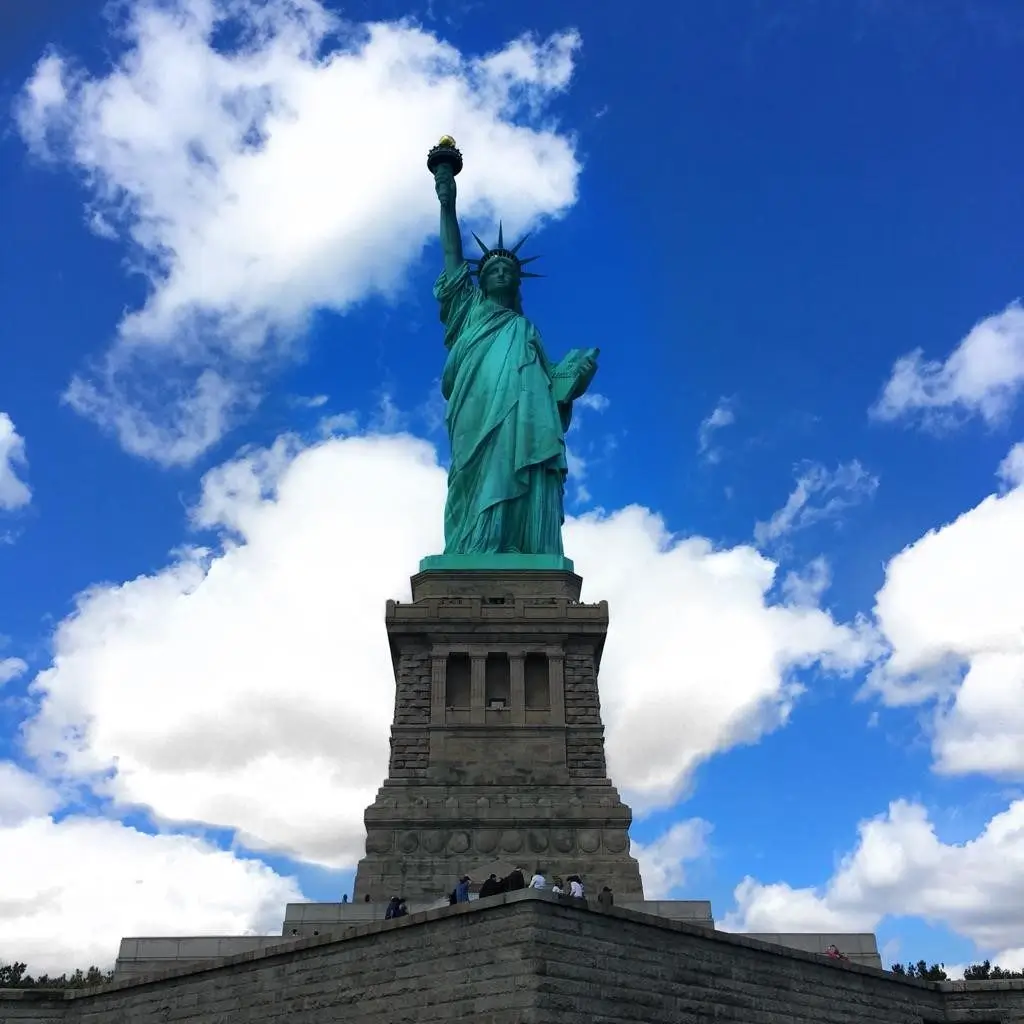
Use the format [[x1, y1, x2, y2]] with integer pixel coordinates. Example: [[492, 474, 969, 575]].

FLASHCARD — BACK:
[[1, 0, 1024, 975]]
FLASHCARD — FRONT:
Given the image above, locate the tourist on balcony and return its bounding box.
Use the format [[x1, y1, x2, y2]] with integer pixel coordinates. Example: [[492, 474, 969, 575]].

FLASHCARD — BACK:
[[506, 866, 526, 891], [598, 886, 614, 908], [455, 875, 471, 903], [479, 874, 500, 899], [568, 875, 585, 899], [529, 868, 546, 889], [384, 896, 401, 920]]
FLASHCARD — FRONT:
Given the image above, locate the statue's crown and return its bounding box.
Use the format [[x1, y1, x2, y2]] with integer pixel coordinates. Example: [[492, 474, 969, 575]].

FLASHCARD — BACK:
[[467, 222, 543, 279]]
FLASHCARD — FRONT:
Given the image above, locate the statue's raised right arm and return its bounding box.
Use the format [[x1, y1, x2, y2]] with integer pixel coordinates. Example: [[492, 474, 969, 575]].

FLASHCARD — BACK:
[[434, 165, 464, 278]]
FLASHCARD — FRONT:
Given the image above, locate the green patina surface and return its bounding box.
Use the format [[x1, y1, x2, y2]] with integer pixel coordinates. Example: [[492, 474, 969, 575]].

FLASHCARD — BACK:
[[424, 139, 599, 562], [418, 553, 575, 572]]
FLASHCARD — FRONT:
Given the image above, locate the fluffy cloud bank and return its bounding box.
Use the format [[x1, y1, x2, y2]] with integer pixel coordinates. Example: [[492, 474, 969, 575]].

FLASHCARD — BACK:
[[867, 476, 1024, 777], [723, 798, 1024, 971], [865, 293, 1024, 780], [0, 412, 31, 511], [22, 431, 875, 869], [16, 0, 582, 464], [633, 819, 712, 900], [0, 763, 301, 974]]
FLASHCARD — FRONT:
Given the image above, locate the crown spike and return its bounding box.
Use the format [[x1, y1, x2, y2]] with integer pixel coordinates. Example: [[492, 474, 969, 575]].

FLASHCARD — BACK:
[[520, 271, 545, 278], [496, 222, 504, 249], [471, 232, 489, 255], [518, 255, 541, 266], [510, 233, 530, 254]]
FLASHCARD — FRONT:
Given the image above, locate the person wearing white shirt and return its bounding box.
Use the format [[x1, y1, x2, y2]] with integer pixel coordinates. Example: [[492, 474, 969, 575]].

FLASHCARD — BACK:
[[568, 875, 584, 899], [529, 871, 546, 889]]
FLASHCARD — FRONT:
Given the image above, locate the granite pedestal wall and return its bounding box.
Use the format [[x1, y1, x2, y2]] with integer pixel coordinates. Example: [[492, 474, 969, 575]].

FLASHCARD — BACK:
[[115, 900, 889, 980], [6, 893, 1024, 1023], [352, 568, 645, 900]]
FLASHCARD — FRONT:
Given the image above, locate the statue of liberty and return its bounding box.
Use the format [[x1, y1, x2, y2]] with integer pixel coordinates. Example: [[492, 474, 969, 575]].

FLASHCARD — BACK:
[[426, 137, 599, 564]]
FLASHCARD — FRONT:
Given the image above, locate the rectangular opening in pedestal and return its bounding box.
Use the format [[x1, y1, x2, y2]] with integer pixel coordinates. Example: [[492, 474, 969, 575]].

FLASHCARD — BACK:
[[485, 653, 510, 709], [446, 653, 471, 709], [525, 653, 550, 710]]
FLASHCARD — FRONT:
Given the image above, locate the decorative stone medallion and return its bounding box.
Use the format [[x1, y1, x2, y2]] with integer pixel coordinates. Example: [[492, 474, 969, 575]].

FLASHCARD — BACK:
[[448, 831, 471, 853], [421, 830, 446, 854], [577, 829, 601, 854], [552, 828, 574, 853], [603, 830, 628, 853], [500, 830, 524, 853], [528, 829, 549, 853], [475, 830, 499, 854]]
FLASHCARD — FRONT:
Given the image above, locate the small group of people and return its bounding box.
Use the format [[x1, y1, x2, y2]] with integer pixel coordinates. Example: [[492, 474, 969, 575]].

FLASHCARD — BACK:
[[383, 896, 409, 919], [531, 872, 616, 908], [450, 866, 526, 904], [825, 944, 849, 961], [451, 867, 607, 904], [546, 872, 585, 898]]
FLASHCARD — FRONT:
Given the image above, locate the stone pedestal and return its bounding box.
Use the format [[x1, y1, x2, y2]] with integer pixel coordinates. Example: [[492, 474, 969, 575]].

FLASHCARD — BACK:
[[352, 569, 645, 901]]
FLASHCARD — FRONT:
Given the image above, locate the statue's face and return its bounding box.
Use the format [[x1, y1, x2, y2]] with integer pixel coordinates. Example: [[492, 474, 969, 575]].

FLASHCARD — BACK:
[[480, 257, 519, 298]]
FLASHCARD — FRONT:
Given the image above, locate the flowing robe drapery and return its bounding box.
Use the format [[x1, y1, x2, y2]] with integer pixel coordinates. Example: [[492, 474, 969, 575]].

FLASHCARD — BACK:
[[434, 262, 576, 556]]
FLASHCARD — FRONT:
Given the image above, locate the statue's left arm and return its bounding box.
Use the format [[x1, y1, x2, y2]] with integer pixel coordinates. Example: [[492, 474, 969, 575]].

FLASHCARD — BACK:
[[551, 347, 600, 405]]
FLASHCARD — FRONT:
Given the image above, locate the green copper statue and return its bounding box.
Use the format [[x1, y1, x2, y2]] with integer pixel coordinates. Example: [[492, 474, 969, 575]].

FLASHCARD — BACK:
[[427, 136, 599, 561]]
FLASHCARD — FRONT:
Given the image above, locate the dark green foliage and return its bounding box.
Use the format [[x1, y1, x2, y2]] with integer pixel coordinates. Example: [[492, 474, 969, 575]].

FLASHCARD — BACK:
[[962, 959, 1024, 980], [0, 961, 114, 989], [890, 960, 949, 980], [890, 957, 1024, 981]]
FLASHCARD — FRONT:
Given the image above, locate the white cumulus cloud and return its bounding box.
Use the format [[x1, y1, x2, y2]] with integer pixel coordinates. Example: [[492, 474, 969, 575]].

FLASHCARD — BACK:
[[722, 798, 1024, 971], [0, 413, 32, 511], [0, 807, 301, 975], [866, 471, 1024, 777], [21, 431, 876, 868], [871, 300, 1024, 429], [15, 0, 582, 465], [0, 657, 29, 686], [781, 555, 833, 607], [0, 762, 61, 827], [0, 763, 300, 975], [754, 460, 879, 547], [998, 441, 1024, 489], [633, 819, 712, 899]]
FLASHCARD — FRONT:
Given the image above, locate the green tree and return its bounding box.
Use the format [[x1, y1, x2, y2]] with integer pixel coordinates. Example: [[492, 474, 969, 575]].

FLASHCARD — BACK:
[[963, 960, 1024, 980], [891, 958, 1024, 982], [0, 962, 29, 987], [890, 960, 949, 980], [0, 961, 114, 989]]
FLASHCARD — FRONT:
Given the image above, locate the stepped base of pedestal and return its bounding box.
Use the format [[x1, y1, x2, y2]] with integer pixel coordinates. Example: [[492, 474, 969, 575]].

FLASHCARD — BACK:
[[280, 897, 715, 937], [353, 781, 644, 901]]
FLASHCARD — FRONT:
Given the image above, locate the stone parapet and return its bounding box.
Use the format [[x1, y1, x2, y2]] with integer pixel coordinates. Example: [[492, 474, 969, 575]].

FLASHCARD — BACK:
[[24, 894, 1022, 1021], [277, 896, 716, 940]]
